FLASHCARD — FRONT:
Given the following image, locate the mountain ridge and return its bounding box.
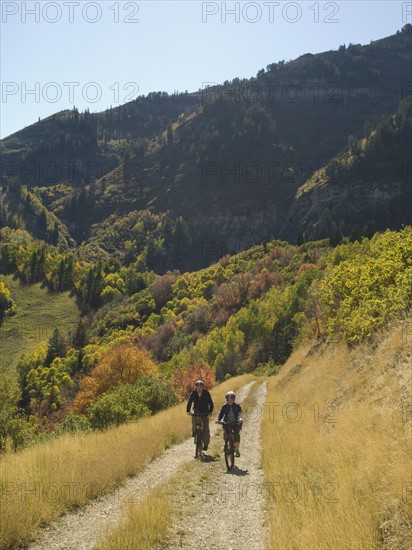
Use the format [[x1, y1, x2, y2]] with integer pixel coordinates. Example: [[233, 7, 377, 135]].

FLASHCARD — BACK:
[[1, 25, 411, 270]]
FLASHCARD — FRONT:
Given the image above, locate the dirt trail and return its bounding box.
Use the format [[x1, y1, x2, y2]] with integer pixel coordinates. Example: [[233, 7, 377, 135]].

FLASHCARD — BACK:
[[167, 381, 268, 550], [30, 382, 256, 550]]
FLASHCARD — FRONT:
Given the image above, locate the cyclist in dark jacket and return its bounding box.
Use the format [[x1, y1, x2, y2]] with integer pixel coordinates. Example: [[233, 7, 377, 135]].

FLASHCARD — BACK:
[[217, 391, 243, 457], [186, 380, 214, 450]]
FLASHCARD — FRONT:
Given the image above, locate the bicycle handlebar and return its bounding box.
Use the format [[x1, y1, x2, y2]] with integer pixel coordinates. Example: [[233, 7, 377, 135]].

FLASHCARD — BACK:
[[189, 412, 211, 416]]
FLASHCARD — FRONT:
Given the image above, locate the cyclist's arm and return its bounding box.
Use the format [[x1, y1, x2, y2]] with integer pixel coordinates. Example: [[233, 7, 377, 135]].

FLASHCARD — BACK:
[[217, 404, 225, 422], [186, 392, 194, 413], [208, 391, 214, 413]]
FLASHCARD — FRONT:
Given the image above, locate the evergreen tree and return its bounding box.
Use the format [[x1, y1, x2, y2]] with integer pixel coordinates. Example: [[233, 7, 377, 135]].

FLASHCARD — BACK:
[[167, 126, 173, 146], [305, 222, 316, 242], [0, 203, 6, 228], [349, 223, 362, 243], [0, 244, 10, 270], [72, 320, 87, 349], [52, 222, 59, 245], [77, 348, 85, 373], [297, 231, 304, 246], [57, 260, 65, 291], [45, 328, 66, 367], [83, 266, 104, 310], [62, 256, 74, 291], [37, 247, 46, 280], [29, 251, 38, 283], [38, 209, 48, 231], [329, 227, 343, 247], [364, 220, 377, 239]]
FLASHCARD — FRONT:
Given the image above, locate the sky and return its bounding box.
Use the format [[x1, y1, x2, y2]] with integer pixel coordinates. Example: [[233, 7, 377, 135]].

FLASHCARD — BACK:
[[1, 0, 410, 138]]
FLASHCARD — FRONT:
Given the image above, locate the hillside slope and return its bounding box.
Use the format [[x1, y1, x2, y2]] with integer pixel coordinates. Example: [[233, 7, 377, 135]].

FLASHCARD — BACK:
[[263, 317, 412, 548], [0, 274, 79, 375]]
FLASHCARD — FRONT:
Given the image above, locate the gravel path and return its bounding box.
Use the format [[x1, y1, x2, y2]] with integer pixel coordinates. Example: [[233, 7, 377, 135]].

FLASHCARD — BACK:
[[29, 382, 256, 550], [167, 381, 268, 550]]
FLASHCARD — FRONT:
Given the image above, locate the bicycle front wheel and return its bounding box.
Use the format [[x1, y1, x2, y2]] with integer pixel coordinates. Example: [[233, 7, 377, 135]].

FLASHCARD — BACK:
[[224, 436, 235, 471], [195, 430, 203, 459]]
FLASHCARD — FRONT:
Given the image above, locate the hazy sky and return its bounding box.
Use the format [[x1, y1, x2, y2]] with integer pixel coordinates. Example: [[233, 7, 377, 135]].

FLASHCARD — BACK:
[[1, 1, 409, 138]]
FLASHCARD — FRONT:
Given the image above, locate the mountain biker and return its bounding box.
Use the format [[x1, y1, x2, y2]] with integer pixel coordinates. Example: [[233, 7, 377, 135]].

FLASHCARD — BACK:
[[217, 391, 243, 457], [186, 380, 214, 451]]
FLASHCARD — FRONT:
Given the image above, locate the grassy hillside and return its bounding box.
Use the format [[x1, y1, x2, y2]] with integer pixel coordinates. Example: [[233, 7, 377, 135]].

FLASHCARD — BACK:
[[262, 318, 411, 548], [0, 274, 79, 375]]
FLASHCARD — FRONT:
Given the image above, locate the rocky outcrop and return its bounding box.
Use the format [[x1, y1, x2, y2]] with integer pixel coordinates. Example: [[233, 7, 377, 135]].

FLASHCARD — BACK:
[[281, 178, 411, 240]]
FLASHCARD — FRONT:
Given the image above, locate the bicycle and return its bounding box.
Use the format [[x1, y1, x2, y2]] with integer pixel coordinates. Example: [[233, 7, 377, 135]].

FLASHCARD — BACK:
[[217, 420, 241, 471], [190, 412, 209, 460]]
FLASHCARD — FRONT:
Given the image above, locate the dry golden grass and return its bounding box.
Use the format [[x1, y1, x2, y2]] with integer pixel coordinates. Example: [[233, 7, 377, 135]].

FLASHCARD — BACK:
[[96, 485, 173, 550], [0, 374, 255, 549], [95, 457, 198, 550], [262, 321, 411, 549]]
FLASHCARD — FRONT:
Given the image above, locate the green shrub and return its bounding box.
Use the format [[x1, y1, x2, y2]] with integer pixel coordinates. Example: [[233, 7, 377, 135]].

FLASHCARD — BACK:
[[132, 375, 179, 413], [320, 228, 412, 343], [86, 375, 178, 430], [253, 361, 281, 377], [0, 279, 13, 314], [0, 376, 33, 453], [87, 385, 151, 429], [56, 413, 91, 434]]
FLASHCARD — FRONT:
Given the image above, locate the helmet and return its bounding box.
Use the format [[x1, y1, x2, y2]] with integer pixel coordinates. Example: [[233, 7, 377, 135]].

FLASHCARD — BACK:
[[225, 391, 236, 399], [195, 380, 204, 387]]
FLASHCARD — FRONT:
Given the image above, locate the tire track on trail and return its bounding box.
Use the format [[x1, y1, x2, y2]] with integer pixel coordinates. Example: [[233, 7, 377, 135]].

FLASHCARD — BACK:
[[29, 382, 256, 550], [167, 381, 268, 550]]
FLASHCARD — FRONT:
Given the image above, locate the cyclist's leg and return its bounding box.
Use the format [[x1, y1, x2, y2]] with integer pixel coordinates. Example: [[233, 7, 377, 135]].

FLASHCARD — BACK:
[[202, 416, 210, 447], [234, 425, 241, 453], [192, 415, 197, 438], [223, 424, 228, 450]]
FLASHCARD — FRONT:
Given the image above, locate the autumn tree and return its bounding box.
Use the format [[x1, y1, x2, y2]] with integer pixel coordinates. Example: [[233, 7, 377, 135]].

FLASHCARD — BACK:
[[150, 273, 177, 310], [173, 363, 215, 400], [146, 322, 176, 361], [72, 344, 157, 413]]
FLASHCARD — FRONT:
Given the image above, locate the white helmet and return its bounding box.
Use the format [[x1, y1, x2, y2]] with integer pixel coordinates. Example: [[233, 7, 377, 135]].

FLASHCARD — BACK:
[[225, 391, 236, 399]]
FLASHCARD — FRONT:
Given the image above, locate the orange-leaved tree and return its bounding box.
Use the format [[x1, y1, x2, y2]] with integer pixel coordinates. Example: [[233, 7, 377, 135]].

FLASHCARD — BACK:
[[72, 344, 157, 413], [173, 363, 215, 400]]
